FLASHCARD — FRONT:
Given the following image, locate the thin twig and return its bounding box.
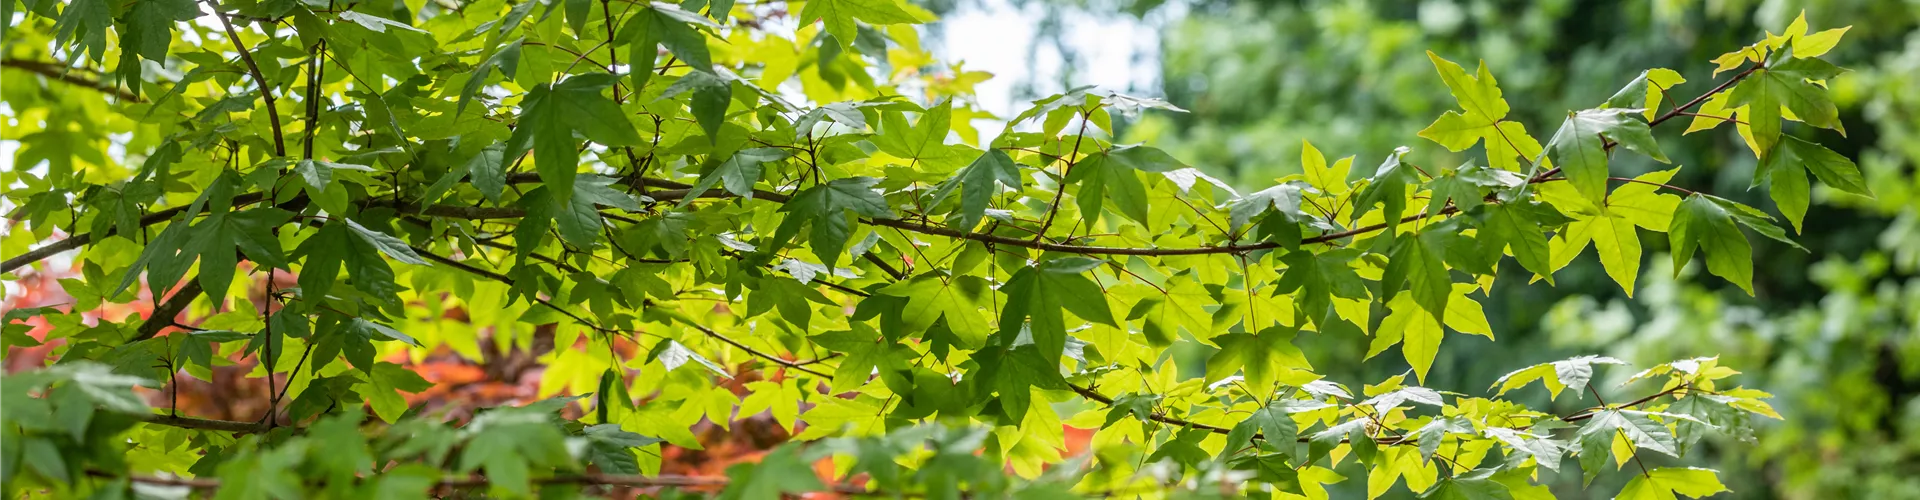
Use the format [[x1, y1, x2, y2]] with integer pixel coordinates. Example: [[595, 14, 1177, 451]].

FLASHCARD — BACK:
[[209, 1, 287, 156]]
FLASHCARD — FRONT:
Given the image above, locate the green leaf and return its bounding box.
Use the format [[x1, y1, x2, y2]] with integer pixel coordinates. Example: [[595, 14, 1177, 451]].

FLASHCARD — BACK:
[[548, 174, 646, 248], [929, 149, 1021, 231], [1617, 467, 1730, 500], [1383, 230, 1450, 322], [1147, 428, 1213, 470], [717, 446, 824, 500], [458, 38, 523, 116], [618, 6, 716, 91], [874, 100, 956, 162], [1669, 194, 1755, 295], [1705, 195, 1805, 252], [1102, 144, 1190, 172], [1581, 409, 1680, 462], [1366, 295, 1445, 383], [1422, 163, 1495, 216], [1425, 51, 1510, 129], [1102, 392, 1162, 429], [1350, 147, 1416, 234], [660, 70, 732, 143], [52, 0, 111, 64], [25, 434, 76, 485], [1417, 52, 1544, 170], [775, 177, 896, 267], [681, 148, 785, 207], [458, 405, 576, 496], [1229, 181, 1315, 230], [337, 11, 427, 33], [114, 0, 198, 86], [1134, 273, 1218, 344], [1066, 153, 1150, 226], [1728, 56, 1847, 155], [1757, 136, 1870, 232], [1275, 249, 1370, 331], [1476, 201, 1556, 283], [584, 424, 663, 475], [1606, 68, 1687, 120], [504, 74, 643, 206], [1205, 325, 1313, 392], [362, 362, 431, 422], [1583, 208, 1643, 296], [350, 318, 423, 347], [1544, 108, 1668, 206], [1422, 468, 1516, 500], [1605, 167, 1684, 232], [307, 409, 375, 486], [215, 440, 308, 500], [813, 325, 910, 392], [1484, 427, 1569, 472], [798, 0, 921, 48], [1223, 398, 1330, 457], [999, 258, 1117, 364], [875, 273, 992, 345], [343, 218, 430, 266], [183, 207, 294, 302], [654, 340, 732, 378], [297, 221, 402, 303], [0, 426, 17, 490], [1490, 355, 1627, 400], [463, 143, 510, 205]]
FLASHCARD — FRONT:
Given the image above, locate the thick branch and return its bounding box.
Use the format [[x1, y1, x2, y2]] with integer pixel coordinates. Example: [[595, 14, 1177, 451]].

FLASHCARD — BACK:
[[1070, 382, 1681, 446], [1, 192, 270, 274], [141, 414, 267, 433], [0, 59, 143, 101], [128, 280, 203, 343]]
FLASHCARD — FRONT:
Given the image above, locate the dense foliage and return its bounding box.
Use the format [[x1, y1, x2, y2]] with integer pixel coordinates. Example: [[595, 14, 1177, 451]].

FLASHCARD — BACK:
[[985, 1, 1919, 497], [0, 1, 1872, 498]]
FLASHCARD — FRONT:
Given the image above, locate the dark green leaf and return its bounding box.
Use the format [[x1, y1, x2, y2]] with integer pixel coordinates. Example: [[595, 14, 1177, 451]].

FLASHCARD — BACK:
[[1669, 194, 1755, 295], [928, 149, 1020, 231]]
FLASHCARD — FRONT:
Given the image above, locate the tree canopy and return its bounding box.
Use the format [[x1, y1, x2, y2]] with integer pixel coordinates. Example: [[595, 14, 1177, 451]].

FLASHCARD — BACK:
[[0, 1, 1871, 498]]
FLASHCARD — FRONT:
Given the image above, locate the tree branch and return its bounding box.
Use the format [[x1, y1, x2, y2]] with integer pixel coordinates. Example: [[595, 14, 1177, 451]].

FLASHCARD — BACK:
[[0, 63, 1765, 275], [410, 244, 836, 379], [661, 315, 833, 379], [209, 1, 287, 157], [1032, 104, 1097, 241], [102, 471, 879, 495], [1649, 64, 1764, 129], [1069, 381, 1684, 447], [0, 58, 143, 101], [141, 413, 268, 433], [128, 280, 203, 344], [1529, 61, 1763, 184], [2, 192, 270, 274]]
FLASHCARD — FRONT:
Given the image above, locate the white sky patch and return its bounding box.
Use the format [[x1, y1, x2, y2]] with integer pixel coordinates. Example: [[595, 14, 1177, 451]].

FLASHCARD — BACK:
[[932, 0, 1167, 118]]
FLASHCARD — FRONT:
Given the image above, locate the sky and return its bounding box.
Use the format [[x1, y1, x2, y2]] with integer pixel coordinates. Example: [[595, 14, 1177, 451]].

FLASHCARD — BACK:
[[930, 0, 1166, 118]]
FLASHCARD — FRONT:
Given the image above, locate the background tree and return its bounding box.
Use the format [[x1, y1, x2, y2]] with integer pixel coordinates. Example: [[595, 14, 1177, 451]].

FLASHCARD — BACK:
[[0, 1, 1878, 499], [946, 0, 1919, 496]]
